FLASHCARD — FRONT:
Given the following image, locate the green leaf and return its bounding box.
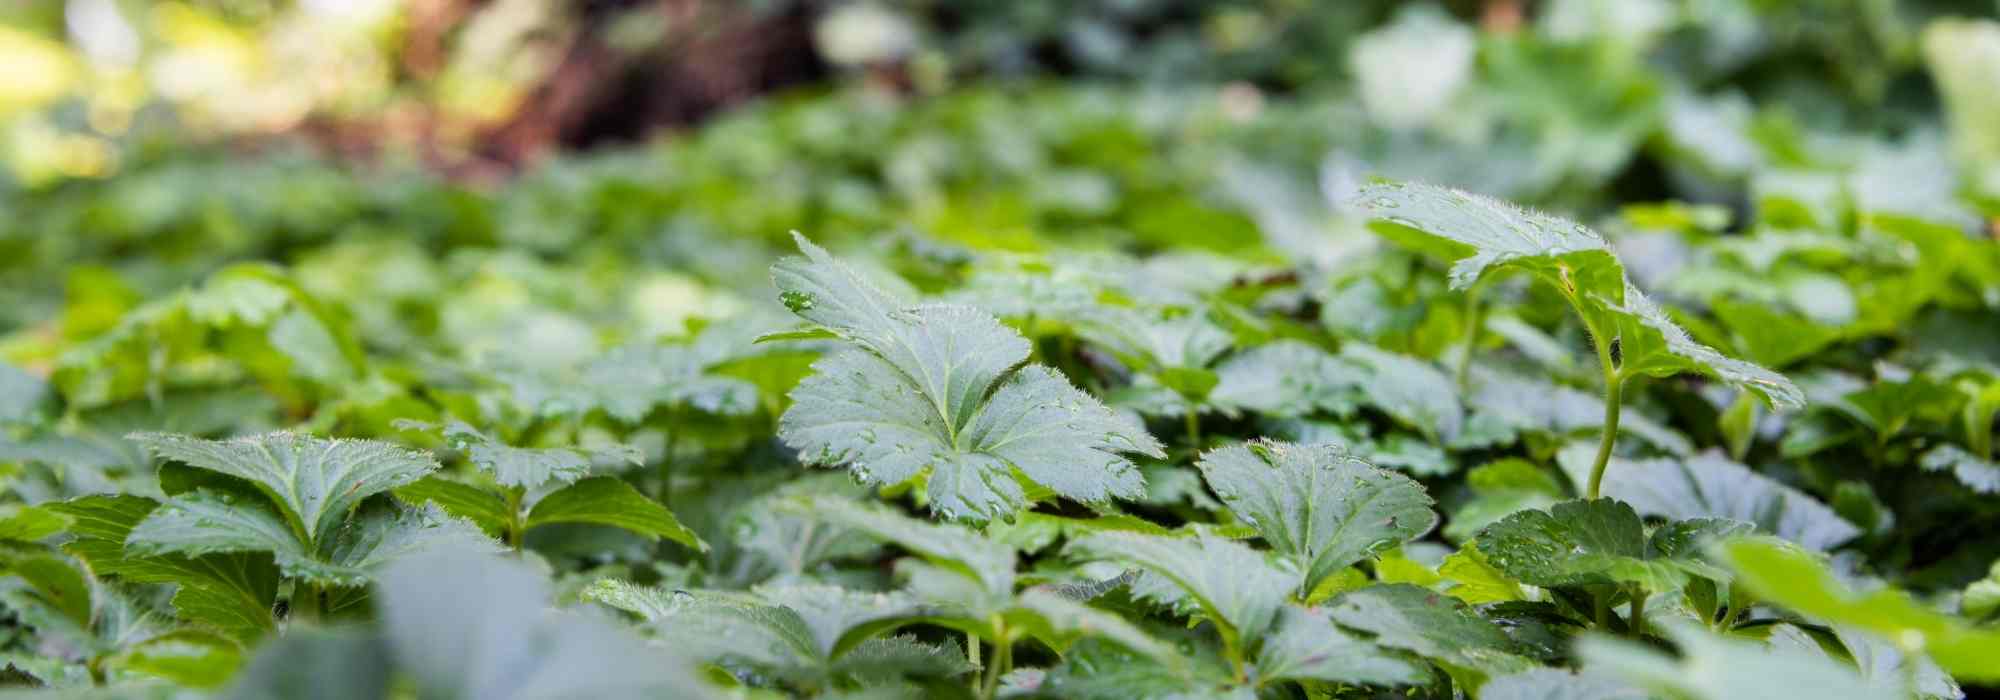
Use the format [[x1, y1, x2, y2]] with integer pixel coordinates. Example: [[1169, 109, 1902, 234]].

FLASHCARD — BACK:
[[1339, 343, 1463, 442], [398, 419, 640, 490], [0, 505, 70, 542], [1356, 181, 1802, 410], [1720, 537, 2000, 682], [1557, 444, 1860, 550], [727, 478, 884, 582], [1065, 532, 1294, 644], [375, 549, 714, 699], [126, 491, 307, 565], [1254, 606, 1425, 686], [1832, 376, 1958, 440], [1919, 444, 2000, 494], [780, 496, 1015, 605], [591, 585, 815, 676], [774, 234, 1164, 522], [1326, 584, 1537, 682], [829, 635, 975, 684], [110, 629, 245, 689], [391, 477, 510, 536], [221, 628, 390, 700], [1475, 499, 1709, 591], [1964, 560, 2000, 620], [525, 477, 705, 552], [588, 581, 946, 686], [1356, 181, 1618, 291], [127, 432, 440, 546], [48, 494, 278, 643], [1073, 307, 1233, 412], [1603, 287, 1807, 410], [769, 233, 916, 342], [1195, 440, 1435, 597], [319, 502, 501, 586], [0, 553, 94, 634], [130, 492, 495, 587], [1579, 622, 1900, 700], [1208, 341, 1361, 418], [1438, 543, 1529, 604], [1073, 308, 1233, 375], [1010, 588, 1182, 669], [1711, 298, 1842, 369]]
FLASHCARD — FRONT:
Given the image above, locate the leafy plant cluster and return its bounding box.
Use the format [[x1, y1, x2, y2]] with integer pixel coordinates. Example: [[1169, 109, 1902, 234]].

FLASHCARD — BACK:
[[0, 158, 1994, 697], [0, 6, 1999, 697]]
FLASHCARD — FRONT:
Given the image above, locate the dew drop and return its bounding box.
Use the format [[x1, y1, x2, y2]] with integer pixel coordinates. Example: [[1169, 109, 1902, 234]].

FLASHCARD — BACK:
[[779, 290, 818, 313]]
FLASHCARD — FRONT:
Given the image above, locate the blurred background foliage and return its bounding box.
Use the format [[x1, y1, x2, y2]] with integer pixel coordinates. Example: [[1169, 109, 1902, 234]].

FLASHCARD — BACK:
[[1, 0, 1997, 356]]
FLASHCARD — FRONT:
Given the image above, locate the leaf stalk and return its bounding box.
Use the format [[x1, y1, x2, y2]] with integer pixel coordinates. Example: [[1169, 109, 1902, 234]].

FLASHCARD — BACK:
[[1585, 323, 1624, 500], [977, 618, 1012, 700]]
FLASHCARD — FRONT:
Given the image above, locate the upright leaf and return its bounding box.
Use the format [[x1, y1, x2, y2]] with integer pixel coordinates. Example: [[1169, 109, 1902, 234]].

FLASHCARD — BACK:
[[774, 234, 1163, 521], [1066, 532, 1294, 645], [128, 432, 439, 545], [1195, 440, 1435, 597], [1602, 286, 1807, 409], [1356, 181, 1618, 291], [1356, 181, 1802, 409]]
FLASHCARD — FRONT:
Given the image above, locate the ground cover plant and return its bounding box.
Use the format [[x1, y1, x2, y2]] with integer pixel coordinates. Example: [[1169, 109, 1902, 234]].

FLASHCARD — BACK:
[[4, 2, 2000, 699]]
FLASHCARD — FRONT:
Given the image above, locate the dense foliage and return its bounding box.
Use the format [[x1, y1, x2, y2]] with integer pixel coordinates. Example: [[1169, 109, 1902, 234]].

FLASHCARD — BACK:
[[4, 3, 2000, 699]]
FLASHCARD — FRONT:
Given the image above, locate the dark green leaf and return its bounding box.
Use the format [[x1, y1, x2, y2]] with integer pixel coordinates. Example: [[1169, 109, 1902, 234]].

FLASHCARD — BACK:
[[526, 477, 705, 552]]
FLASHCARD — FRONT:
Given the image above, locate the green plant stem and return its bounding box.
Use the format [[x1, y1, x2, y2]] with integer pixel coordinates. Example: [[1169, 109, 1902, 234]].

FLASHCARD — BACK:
[[1220, 625, 1249, 682], [1628, 587, 1647, 639], [1715, 601, 1743, 632], [1593, 590, 1610, 630], [1184, 410, 1202, 448], [505, 488, 525, 550], [978, 622, 1011, 700], [294, 581, 325, 624], [1585, 330, 1624, 500], [1586, 380, 1622, 500], [967, 632, 980, 669]]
